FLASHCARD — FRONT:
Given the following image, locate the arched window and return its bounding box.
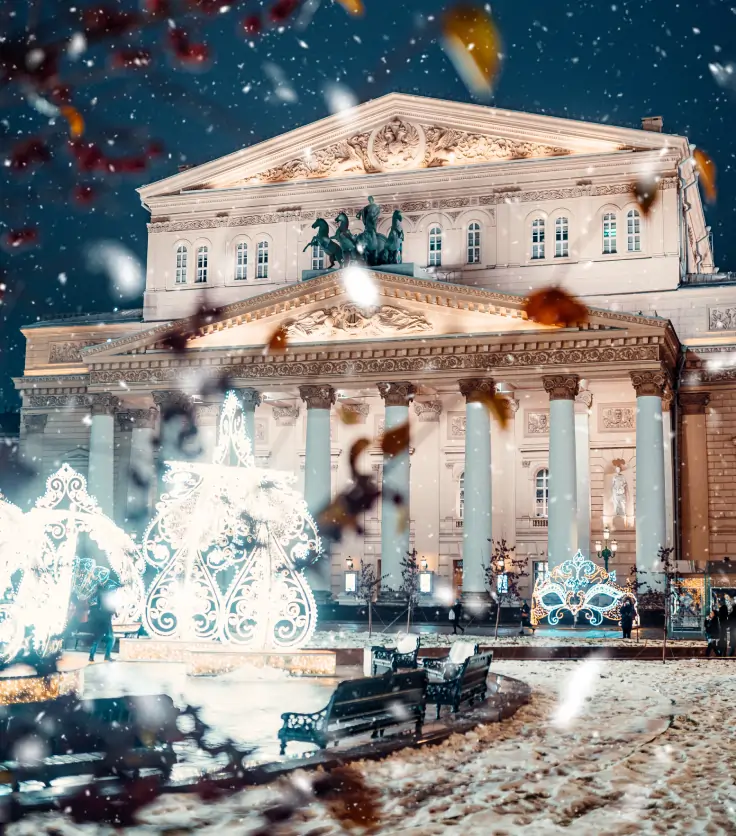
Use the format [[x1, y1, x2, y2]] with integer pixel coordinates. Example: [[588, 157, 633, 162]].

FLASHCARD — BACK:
[[555, 216, 569, 258], [428, 226, 442, 267], [627, 209, 641, 252], [531, 218, 545, 259], [175, 244, 188, 284], [603, 212, 617, 254], [459, 471, 465, 520], [256, 241, 269, 279], [535, 468, 549, 518], [311, 242, 325, 271], [467, 222, 481, 264], [235, 242, 248, 280], [195, 245, 208, 283]]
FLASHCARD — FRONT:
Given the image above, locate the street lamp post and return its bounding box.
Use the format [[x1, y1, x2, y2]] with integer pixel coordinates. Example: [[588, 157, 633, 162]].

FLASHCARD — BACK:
[[594, 526, 618, 572]]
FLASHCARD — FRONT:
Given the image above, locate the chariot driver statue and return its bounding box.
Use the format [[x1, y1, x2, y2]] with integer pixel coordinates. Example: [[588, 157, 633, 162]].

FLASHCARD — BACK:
[[356, 196, 381, 261]]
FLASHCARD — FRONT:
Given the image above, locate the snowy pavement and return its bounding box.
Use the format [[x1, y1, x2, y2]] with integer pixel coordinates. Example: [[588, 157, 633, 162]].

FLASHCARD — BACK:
[[9, 658, 736, 834]]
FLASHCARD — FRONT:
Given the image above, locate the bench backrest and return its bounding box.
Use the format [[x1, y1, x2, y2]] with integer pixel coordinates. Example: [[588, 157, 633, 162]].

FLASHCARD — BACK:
[[396, 634, 420, 655], [448, 641, 479, 665], [458, 652, 493, 695], [325, 669, 427, 728]]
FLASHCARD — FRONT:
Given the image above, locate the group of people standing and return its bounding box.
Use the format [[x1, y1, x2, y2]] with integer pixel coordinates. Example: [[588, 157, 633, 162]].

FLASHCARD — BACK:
[[705, 596, 736, 657]]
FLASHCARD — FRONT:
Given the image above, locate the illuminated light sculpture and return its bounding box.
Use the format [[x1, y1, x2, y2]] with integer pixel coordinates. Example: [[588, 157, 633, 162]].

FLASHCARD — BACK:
[[531, 549, 636, 627], [143, 391, 320, 651], [0, 464, 146, 663]]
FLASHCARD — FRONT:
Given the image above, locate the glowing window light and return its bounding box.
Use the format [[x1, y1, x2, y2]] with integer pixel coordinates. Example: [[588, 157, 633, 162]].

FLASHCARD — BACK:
[[0, 465, 146, 663], [531, 550, 636, 627], [143, 391, 321, 651]]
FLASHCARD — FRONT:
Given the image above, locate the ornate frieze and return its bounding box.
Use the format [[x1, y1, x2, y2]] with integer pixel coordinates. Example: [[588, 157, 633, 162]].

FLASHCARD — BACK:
[[708, 307, 736, 331], [526, 411, 550, 435], [678, 392, 710, 415], [284, 304, 431, 338], [630, 370, 667, 398], [23, 414, 48, 434], [273, 405, 300, 426], [542, 375, 580, 401], [599, 405, 635, 431], [413, 401, 442, 422], [377, 381, 416, 407], [299, 385, 336, 410], [152, 390, 192, 409], [459, 378, 495, 403], [27, 393, 90, 409], [448, 413, 467, 440], [89, 393, 120, 417], [124, 407, 158, 429], [49, 341, 98, 364]]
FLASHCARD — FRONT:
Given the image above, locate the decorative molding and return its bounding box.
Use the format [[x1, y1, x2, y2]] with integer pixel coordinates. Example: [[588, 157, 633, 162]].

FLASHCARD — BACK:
[[255, 418, 267, 444], [679, 392, 710, 415], [340, 402, 369, 423], [522, 460, 531, 468], [89, 393, 120, 417], [89, 343, 664, 387], [502, 397, 520, 416], [630, 370, 667, 398], [194, 403, 221, 425], [273, 405, 300, 425], [126, 407, 158, 429], [49, 341, 98, 364], [542, 375, 580, 402], [377, 381, 416, 407], [284, 304, 432, 338], [575, 389, 594, 408], [708, 307, 736, 331], [599, 404, 635, 431], [23, 414, 48, 434], [152, 390, 192, 409], [234, 387, 261, 411], [662, 389, 673, 412], [448, 413, 466, 440], [413, 401, 442, 422], [27, 393, 90, 409], [458, 378, 495, 403], [299, 385, 336, 410], [526, 411, 550, 436]]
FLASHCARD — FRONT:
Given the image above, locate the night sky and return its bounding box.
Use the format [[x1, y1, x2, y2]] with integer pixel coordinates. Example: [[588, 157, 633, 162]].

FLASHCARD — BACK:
[[1, 0, 734, 410]]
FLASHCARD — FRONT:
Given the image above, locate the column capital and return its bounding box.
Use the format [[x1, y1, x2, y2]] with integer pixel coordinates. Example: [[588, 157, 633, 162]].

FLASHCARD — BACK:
[[23, 413, 48, 434], [152, 390, 191, 409], [630, 370, 668, 398], [543, 375, 579, 401], [662, 389, 673, 413], [377, 382, 415, 407], [89, 393, 120, 417], [235, 387, 261, 411], [299, 384, 336, 410], [118, 407, 158, 430], [194, 402, 221, 425], [459, 378, 495, 403], [413, 400, 442, 422], [679, 391, 710, 415]]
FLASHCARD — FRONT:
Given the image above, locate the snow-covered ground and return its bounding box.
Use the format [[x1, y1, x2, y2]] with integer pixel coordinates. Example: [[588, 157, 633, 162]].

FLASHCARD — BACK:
[[10, 659, 736, 835], [308, 629, 706, 649]]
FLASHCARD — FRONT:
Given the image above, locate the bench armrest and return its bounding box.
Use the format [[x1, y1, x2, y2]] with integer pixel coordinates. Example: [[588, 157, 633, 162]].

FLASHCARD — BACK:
[[420, 657, 446, 673], [279, 708, 328, 734], [370, 646, 394, 661]]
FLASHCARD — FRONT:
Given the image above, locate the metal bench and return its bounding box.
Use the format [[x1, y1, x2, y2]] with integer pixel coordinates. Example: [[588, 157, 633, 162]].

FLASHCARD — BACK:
[[420, 641, 480, 681], [371, 633, 420, 675], [278, 669, 428, 755], [426, 651, 493, 719], [0, 694, 180, 791]]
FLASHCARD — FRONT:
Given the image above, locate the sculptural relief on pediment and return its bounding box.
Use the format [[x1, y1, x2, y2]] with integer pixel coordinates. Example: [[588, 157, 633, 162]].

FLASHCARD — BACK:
[[221, 118, 573, 187], [283, 304, 432, 339]]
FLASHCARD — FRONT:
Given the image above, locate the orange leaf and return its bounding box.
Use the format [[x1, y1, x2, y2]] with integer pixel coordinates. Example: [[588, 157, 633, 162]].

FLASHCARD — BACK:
[[396, 504, 410, 533], [524, 286, 588, 328], [60, 105, 85, 139], [349, 438, 371, 472], [381, 422, 410, 458], [442, 4, 502, 97], [264, 325, 288, 354], [630, 179, 658, 215], [469, 390, 511, 430], [693, 148, 717, 203], [338, 405, 363, 425], [336, 0, 364, 14]]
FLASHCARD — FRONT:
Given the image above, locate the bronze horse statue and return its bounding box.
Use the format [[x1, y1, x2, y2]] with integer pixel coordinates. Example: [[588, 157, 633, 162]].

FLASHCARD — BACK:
[[303, 218, 343, 269]]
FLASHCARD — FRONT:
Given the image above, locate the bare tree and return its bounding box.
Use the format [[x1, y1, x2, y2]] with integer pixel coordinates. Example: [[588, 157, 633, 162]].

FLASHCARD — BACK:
[[484, 539, 528, 638], [630, 546, 678, 661], [399, 548, 421, 632], [353, 559, 385, 637]]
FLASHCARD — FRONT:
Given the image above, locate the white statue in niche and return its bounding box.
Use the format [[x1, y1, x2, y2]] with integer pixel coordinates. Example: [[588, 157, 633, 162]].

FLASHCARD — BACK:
[[611, 466, 628, 518]]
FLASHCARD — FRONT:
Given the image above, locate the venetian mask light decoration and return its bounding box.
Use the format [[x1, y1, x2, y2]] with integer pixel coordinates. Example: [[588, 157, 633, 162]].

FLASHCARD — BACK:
[[143, 391, 321, 651]]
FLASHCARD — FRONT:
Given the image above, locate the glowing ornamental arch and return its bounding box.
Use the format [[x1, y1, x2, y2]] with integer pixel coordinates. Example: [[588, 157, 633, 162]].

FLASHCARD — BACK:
[[0, 465, 146, 663], [143, 391, 321, 650], [531, 550, 636, 627]]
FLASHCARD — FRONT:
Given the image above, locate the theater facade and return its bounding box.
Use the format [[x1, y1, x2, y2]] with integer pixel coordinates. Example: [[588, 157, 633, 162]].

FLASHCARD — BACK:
[[13, 94, 736, 602]]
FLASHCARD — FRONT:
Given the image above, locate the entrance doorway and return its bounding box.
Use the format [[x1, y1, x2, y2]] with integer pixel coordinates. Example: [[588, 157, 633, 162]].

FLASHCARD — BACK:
[[453, 560, 463, 599]]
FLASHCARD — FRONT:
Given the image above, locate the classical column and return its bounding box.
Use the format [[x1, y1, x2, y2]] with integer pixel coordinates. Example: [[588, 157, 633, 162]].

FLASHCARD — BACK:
[[20, 413, 47, 509], [662, 392, 675, 549], [412, 400, 442, 574], [679, 391, 711, 566], [630, 370, 668, 589], [299, 384, 336, 597], [88, 393, 119, 517], [458, 379, 494, 599], [543, 375, 579, 568], [574, 388, 593, 556], [377, 382, 415, 594], [119, 408, 157, 523], [235, 388, 261, 452], [152, 390, 191, 497], [194, 403, 220, 462]]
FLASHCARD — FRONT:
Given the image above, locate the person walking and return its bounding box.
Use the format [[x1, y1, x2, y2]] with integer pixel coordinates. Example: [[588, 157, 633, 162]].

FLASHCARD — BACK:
[[728, 600, 736, 658], [88, 582, 117, 663], [705, 609, 720, 657], [620, 597, 634, 640], [717, 596, 729, 657], [519, 600, 533, 636], [450, 600, 465, 635]]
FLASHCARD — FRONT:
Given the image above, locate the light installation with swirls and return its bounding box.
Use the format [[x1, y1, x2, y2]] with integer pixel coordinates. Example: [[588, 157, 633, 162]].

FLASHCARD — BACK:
[[0, 464, 146, 663], [143, 391, 321, 651], [531, 550, 636, 627]]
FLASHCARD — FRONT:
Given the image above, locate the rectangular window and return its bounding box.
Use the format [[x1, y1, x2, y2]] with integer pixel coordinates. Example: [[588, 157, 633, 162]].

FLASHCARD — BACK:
[[235, 243, 248, 280], [627, 211, 641, 252], [312, 244, 325, 271], [175, 247, 187, 284], [531, 219, 545, 260], [555, 217, 569, 258], [195, 247, 208, 283], [496, 574, 509, 594], [257, 241, 269, 279], [533, 561, 549, 587], [467, 224, 481, 264], [603, 214, 617, 254]]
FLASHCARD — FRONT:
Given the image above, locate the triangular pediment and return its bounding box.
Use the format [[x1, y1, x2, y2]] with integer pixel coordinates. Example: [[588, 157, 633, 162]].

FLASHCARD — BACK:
[[138, 94, 685, 199], [82, 270, 671, 362]]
